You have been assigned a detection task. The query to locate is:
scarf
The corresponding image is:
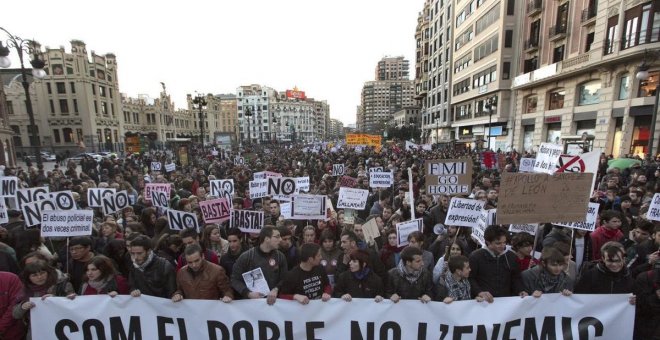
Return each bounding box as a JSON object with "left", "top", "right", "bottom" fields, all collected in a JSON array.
[
  {"left": 444, "top": 273, "right": 471, "bottom": 301},
  {"left": 536, "top": 269, "right": 568, "bottom": 293},
  {"left": 352, "top": 267, "right": 371, "bottom": 281},
  {"left": 397, "top": 260, "right": 422, "bottom": 284},
  {"left": 380, "top": 243, "right": 405, "bottom": 265},
  {"left": 27, "top": 283, "right": 49, "bottom": 297},
  {"left": 80, "top": 277, "right": 111, "bottom": 294},
  {"left": 133, "top": 251, "right": 155, "bottom": 272}
]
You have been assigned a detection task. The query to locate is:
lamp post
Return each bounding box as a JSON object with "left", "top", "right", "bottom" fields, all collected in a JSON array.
[
  {"left": 484, "top": 96, "right": 498, "bottom": 150},
  {"left": 0, "top": 27, "right": 47, "bottom": 168},
  {"left": 192, "top": 93, "right": 207, "bottom": 153},
  {"left": 245, "top": 106, "right": 253, "bottom": 145},
  {"left": 271, "top": 116, "right": 277, "bottom": 142},
  {"left": 636, "top": 51, "right": 660, "bottom": 160},
  {"left": 435, "top": 114, "right": 440, "bottom": 144}
]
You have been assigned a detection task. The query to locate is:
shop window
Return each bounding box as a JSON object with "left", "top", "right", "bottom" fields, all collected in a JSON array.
[
  {"left": 548, "top": 89, "right": 565, "bottom": 110},
  {"left": 577, "top": 80, "right": 601, "bottom": 105},
  {"left": 618, "top": 74, "right": 630, "bottom": 100},
  {"left": 638, "top": 70, "right": 659, "bottom": 97},
  {"left": 63, "top": 128, "right": 73, "bottom": 143},
  {"left": 525, "top": 95, "right": 538, "bottom": 113}
]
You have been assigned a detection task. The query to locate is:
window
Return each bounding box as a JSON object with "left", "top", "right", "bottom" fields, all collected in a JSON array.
[
  {"left": 100, "top": 86, "right": 106, "bottom": 97},
  {"left": 11, "top": 126, "right": 21, "bottom": 147},
  {"left": 605, "top": 16, "right": 618, "bottom": 55},
  {"left": 507, "top": 0, "right": 515, "bottom": 15},
  {"left": 53, "top": 129, "right": 61, "bottom": 143},
  {"left": 109, "top": 88, "right": 113, "bottom": 98},
  {"left": 474, "top": 34, "right": 499, "bottom": 62},
  {"left": 502, "top": 62, "right": 511, "bottom": 79},
  {"left": 585, "top": 32, "right": 595, "bottom": 52},
  {"left": 553, "top": 45, "right": 565, "bottom": 63},
  {"left": 578, "top": 80, "right": 601, "bottom": 105},
  {"left": 49, "top": 100, "right": 55, "bottom": 114},
  {"left": 548, "top": 89, "right": 565, "bottom": 110},
  {"left": 102, "top": 102, "right": 108, "bottom": 115},
  {"left": 6, "top": 101, "right": 13, "bottom": 115},
  {"left": 618, "top": 74, "right": 630, "bottom": 100},
  {"left": 73, "top": 99, "right": 78, "bottom": 113},
  {"left": 473, "top": 65, "right": 497, "bottom": 87},
  {"left": 59, "top": 99, "right": 69, "bottom": 114},
  {"left": 77, "top": 129, "right": 83, "bottom": 143},
  {"left": 476, "top": 3, "right": 500, "bottom": 35},
  {"left": 454, "top": 53, "right": 472, "bottom": 73},
  {"left": 63, "top": 128, "right": 73, "bottom": 143},
  {"left": 525, "top": 95, "right": 538, "bottom": 113},
  {"left": 638, "top": 71, "right": 659, "bottom": 97},
  {"left": 56, "top": 82, "right": 65, "bottom": 94},
  {"left": 453, "top": 78, "right": 471, "bottom": 95},
  {"left": 66, "top": 67, "right": 73, "bottom": 74},
  {"left": 46, "top": 83, "right": 52, "bottom": 94},
  {"left": 94, "top": 100, "right": 98, "bottom": 114},
  {"left": 556, "top": 2, "right": 569, "bottom": 31},
  {"left": 91, "top": 84, "right": 96, "bottom": 95},
  {"left": 504, "top": 30, "right": 513, "bottom": 47},
  {"left": 70, "top": 82, "right": 76, "bottom": 93}
]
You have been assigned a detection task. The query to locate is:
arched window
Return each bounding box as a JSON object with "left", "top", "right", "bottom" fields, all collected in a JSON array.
[
  {"left": 618, "top": 74, "right": 630, "bottom": 100},
  {"left": 547, "top": 88, "right": 565, "bottom": 110},
  {"left": 577, "top": 80, "right": 602, "bottom": 105}
]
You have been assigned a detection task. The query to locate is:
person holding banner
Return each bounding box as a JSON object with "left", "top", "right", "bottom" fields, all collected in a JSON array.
[
  {"left": 575, "top": 242, "right": 635, "bottom": 305},
  {"left": 521, "top": 247, "right": 574, "bottom": 298},
  {"left": 172, "top": 244, "right": 233, "bottom": 303},
  {"left": 0, "top": 272, "right": 25, "bottom": 340},
  {"left": 278, "top": 243, "right": 332, "bottom": 304},
  {"left": 435, "top": 255, "right": 481, "bottom": 304},
  {"left": 128, "top": 235, "right": 177, "bottom": 299},
  {"left": 469, "top": 226, "right": 525, "bottom": 302},
  {"left": 80, "top": 255, "right": 129, "bottom": 296},
  {"left": 385, "top": 246, "right": 434, "bottom": 303},
  {"left": 333, "top": 249, "right": 385, "bottom": 302}
]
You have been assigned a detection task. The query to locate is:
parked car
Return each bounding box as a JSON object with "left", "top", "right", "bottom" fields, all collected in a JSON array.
[
  {"left": 97, "top": 151, "right": 118, "bottom": 159},
  {"left": 66, "top": 153, "right": 102, "bottom": 163},
  {"left": 24, "top": 151, "right": 56, "bottom": 162}
]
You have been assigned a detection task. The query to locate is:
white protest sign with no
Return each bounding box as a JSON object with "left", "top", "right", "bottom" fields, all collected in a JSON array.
[
  {"left": 150, "top": 162, "right": 162, "bottom": 171},
  {"left": 17, "top": 187, "right": 50, "bottom": 210},
  {"left": 332, "top": 164, "right": 345, "bottom": 176},
  {"left": 337, "top": 187, "right": 369, "bottom": 210},
  {"left": 40, "top": 210, "right": 93, "bottom": 237},
  {"left": 150, "top": 190, "right": 169, "bottom": 208},
  {"left": 444, "top": 197, "right": 485, "bottom": 227},
  {"left": 649, "top": 193, "right": 660, "bottom": 222},
  {"left": 519, "top": 158, "right": 535, "bottom": 172},
  {"left": 87, "top": 188, "right": 115, "bottom": 208},
  {"left": 167, "top": 209, "right": 200, "bottom": 232},
  {"left": 210, "top": 179, "right": 234, "bottom": 199},
  {"left": 267, "top": 177, "right": 298, "bottom": 200},
  {"left": 533, "top": 143, "right": 563, "bottom": 174},
  {"left": 0, "top": 177, "right": 18, "bottom": 197},
  {"left": 101, "top": 191, "right": 130, "bottom": 215}
]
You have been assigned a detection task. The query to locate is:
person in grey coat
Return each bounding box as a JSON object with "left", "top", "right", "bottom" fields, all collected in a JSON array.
[
  {"left": 522, "top": 246, "right": 574, "bottom": 297},
  {"left": 386, "top": 246, "right": 434, "bottom": 303}
]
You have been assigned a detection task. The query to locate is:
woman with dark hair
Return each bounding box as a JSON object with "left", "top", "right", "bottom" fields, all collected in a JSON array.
[
  {"left": 139, "top": 207, "right": 158, "bottom": 237},
  {"left": 522, "top": 247, "right": 574, "bottom": 297},
  {"left": 433, "top": 241, "right": 466, "bottom": 283},
  {"left": 103, "top": 239, "right": 132, "bottom": 278},
  {"left": 11, "top": 228, "right": 52, "bottom": 264},
  {"left": 155, "top": 234, "right": 183, "bottom": 267},
  {"left": 319, "top": 230, "right": 342, "bottom": 282},
  {"left": 379, "top": 229, "right": 405, "bottom": 270},
  {"left": 202, "top": 225, "right": 229, "bottom": 257},
  {"left": 13, "top": 261, "right": 74, "bottom": 339},
  {"left": 333, "top": 249, "right": 384, "bottom": 302},
  {"left": 80, "top": 255, "right": 129, "bottom": 296}
]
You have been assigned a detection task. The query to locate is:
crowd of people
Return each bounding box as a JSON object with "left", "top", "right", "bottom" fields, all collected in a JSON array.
[{"left": 0, "top": 142, "right": 658, "bottom": 339}]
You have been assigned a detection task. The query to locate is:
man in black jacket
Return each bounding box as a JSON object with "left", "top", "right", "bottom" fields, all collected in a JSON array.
[
  {"left": 385, "top": 246, "right": 434, "bottom": 303},
  {"left": 128, "top": 235, "right": 176, "bottom": 298},
  {"left": 469, "top": 226, "right": 526, "bottom": 302}
]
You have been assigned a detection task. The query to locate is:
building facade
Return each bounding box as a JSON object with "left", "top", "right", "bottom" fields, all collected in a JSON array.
[
  {"left": 0, "top": 77, "right": 17, "bottom": 166},
  {"left": 4, "top": 40, "right": 125, "bottom": 155},
  {"left": 449, "top": 0, "right": 520, "bottom": 151},
  {"left": 511, "top": 0, "right": 660, "bottom": 157},
  {"left": 376, "top": 56, "right": 411, "bottom": 80},
  {"left": 359, "top": 74, "right": 415, "bottom": 133},
  {"left": 328, "top": 118, "right": 344, "bottom": 140},
  {"left": 416, "top": 0, "right": 454, "bottom": 143}
]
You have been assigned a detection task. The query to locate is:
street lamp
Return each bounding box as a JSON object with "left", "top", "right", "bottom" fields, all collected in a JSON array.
[
  {"left": 484, "top": 96, "right": 498, "bottom": 150},
  {"left": 192, "top": 93, "right": 207, "bottom": 152},
  {"left": 0, "top": 27, "right": 47, "bottom": 168},
  {"left": 271, "top": 115, "right": 277, "bottom": 142},
  {"left": 636, "top": 51, "right": 660, "bottom": 160},
  {"left": 244, "top": 105, "right": 253, "bottom": 145}
]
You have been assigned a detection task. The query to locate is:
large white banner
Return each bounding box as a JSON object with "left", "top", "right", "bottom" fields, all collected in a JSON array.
[{"left": 30, "top": 294, "right": 634, "bottom": 339}]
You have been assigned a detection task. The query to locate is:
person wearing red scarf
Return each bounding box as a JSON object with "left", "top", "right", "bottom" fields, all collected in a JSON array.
[
  {"left": 379, "top": 230, "right": 406, "bottom": 270},
  {"left": 589, "top": 210, "right": 623, "bottom": 261}
]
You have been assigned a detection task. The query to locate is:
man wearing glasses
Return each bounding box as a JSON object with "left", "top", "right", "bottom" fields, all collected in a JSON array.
[{"left": 62, "top": 236, "right": 95, "bottom": 292}]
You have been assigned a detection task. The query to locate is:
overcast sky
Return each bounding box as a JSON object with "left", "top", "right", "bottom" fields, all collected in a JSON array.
[{"left": 2, "top": 0, "right": 420, "bottom": 125}]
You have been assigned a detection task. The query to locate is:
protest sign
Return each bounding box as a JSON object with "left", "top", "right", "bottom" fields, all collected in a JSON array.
[
  {"left": 519, "top": 158, "right": 535, "bottom": 172},
  {"left": 405, "top": 141, "right": 419, "bottom": 150},
  {"left": 290, "top": 195, "right": 327, "bottom": 220},
  {"left": 0, "top": 177, "right": 17, "bottom": 197},
  {"left": 649, "top": 193, "right": 660, "bottom": 222},
  {"left": 46, "top": 191, "right": 76, "bottom": 210},
  {"left": 362, "top": 218, "right": 381, "bottom": 243},
  {"left": 396, "top": 218, "right": 423, "bottom": 247},
  {"left": 339, "top": 176, "right": 358, "bottom": 188},
  {"left": 497, "top": 172, "right": 591, "bottom": 224},
  {"left": 249, "top": 179, "right": 269, "bottom": 199},
  {"left": 150, "top": 190, "right": 169, "bottom": 208},
  {"left": 425, "top": 158, "right": 473, "bottom": 195},
  {"left": 21, "top": 199, "right": 56, "bottom": 227},
  {"left": 210, "top": 179, "right": 234, "bottom": 200},
  {"left": 368, "top": 167, "right": 383, "bottom": 174},
  {"left": 87, "top": 188, "right": 115, "bottom": 208},
  {"left": 332, "top": 164, "right": 345, "bottom": 176},
  {"left": 369, "top": 172, "right": 393, "bottom": 188},
  {"left": 199, "top": 198, "right": 231, "bottom": 224},
  {"left": 40, "top": 210, "right": 93, "bottom": 237},
  {"left": 167, "top": 209, "right": 200, "bottom": 232},
  {"left": 554, "top": 150, "right": 601, "bottom": 193},
  {"left": 473, "top": 211, "right": 488, "bottom": 247},
  {"left": 533, "top": 143, "right": 562, "bottom": 174},
  {"left": 509, "top": 224, "right": 538, "bottom": 235},
  {"left": 165, "top": 163, "right": 176, "bottom": 172},
  {"left": 0, "top": 200, "right": 6, "bottom": 224},
  {"left": 242, "top": 268, "right": 270, "bottom": 296},
  {"left": 101, "top": 191, "right": 130, "bottom": 215},
  {"left": 30, "top": 294, "right": 635, "bottom": 340},
  {"left": 231, "top": 210, "right": 264, "bottom": 233},
  {"left": 150, "top": 162, "right": 162, "bottom": 172},
  {"left": 343, "top": 208, "right": 355, "bottom": 224},
  {"left": 421, "top": 144, "right": 432, "bottom": 151},
  {"left": 267, "top": 177, "right": 298, "bottom": 200},
  {"left": 253, "top": 171, "right": 282, "bottom": 180},
  {"left": 296, "top": 177, "right": 310, "bottom": 192},
  {"left": 234, "top": 157, "right": 245, "bottom": 166},
  {"left": 17, "top": 187, "right": 49, "bottom": 210},
  {"left": 554, "top": 202, "right": 600, "bottom": 231},
  {"left": 279, "top": 202, "right": 292, "bottom": 219},
  {"left": 144, "top": 183, "right": 171, "bottom": 203},
  {"left": 444, "top": 197, "right": 485, "bottom": 227},
  {"left": 337, "top": 187, "right": 369, "bottom": 210}
]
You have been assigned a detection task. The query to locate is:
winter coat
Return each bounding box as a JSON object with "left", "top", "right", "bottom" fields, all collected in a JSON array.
[
  {"left": 128, "top": 255, "right": 177, "bottom": 298},
  {"left": 385, "top": 267, "right": 434, "bottom": 300},
  {"left": 333, "top": 270, "right": 385, "bottom": 299},
  {"left": 574, "top": 262, "right": 634, "bottom": 294}
]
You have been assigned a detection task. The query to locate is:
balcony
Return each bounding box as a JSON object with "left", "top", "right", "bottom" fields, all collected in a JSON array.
[
  {"left": 454, "top": 113, "right": 473, "bottom": 121},
  {"left": 524, "top": 38, "right": 540, "bottom": 52},
  {"left": 527, "top": 0, "right": 542, "bottom": 15},
  {"left": 548, "top": 25, "right": 568, "bottom": 41},
  {"left": 581, "top": 6, "right": 597, "bottom": 23}
]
